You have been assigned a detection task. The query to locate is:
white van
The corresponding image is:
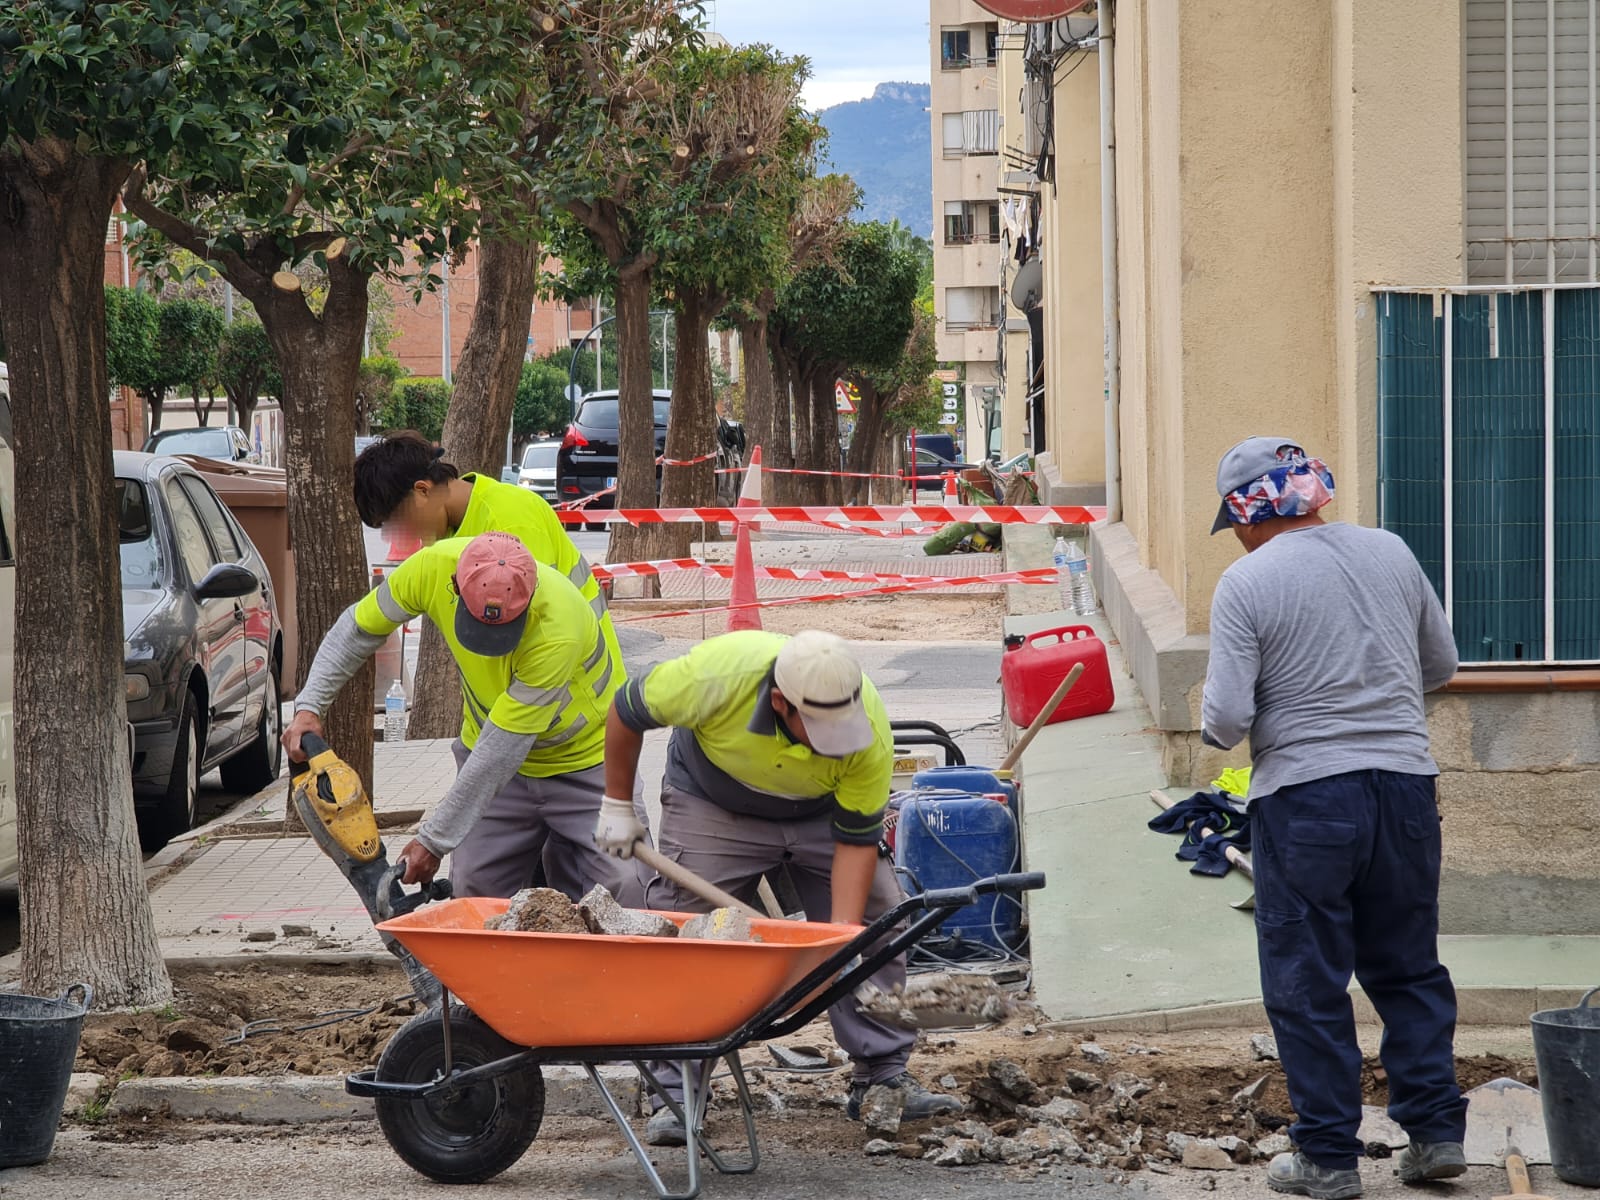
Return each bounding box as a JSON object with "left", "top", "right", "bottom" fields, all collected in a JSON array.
[{"left": 1, "top": 364, "right": 16, "bottom": 882}]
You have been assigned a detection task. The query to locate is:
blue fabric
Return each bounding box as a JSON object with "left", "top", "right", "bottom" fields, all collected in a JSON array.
[
  {"left": 1251, "top": 769, "right": 1467, "bottom": 1170},
  {"left": 1147, "top": 791, "right": 1252, "bottom": 877}
]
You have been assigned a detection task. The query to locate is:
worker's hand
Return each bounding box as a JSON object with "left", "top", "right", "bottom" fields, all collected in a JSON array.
[
  {"left": 593, "top": 795, "right": 646, "bottom": 858},
  {"left": 282, "top": 710, "right": 324, "bottom": 763},
  {"left": 396, "top": 838, "right": 442, "bottom": 886}
]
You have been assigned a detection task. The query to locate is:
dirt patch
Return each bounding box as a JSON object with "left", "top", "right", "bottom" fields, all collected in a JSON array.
[
  {"left": 614, "top": 595, "right": 1005, "bottom": 642},
  {"left": 76, "top": 960, "right": 415, "bottom": 1080}
]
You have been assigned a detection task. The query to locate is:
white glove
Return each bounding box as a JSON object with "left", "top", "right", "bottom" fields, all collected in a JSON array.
[{"left": 593, "top": 795, "right": 646, "bottom": 858}]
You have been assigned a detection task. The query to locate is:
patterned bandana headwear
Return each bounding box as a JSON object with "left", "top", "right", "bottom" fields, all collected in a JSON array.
[{"left": 1222, "top": 445, "right": 1335, "bottom": 528}]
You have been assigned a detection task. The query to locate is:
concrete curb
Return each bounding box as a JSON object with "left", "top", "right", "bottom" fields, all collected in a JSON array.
[{"left": 105, "top": 1065, "right": 644, "bottom": 1125}]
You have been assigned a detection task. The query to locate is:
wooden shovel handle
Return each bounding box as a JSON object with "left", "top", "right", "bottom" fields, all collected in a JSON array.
[
  {"left": 998, "top": 663, "right": 1085, "bottom": 773},
  {"left": 633, "top": 842, "right": 765, "bottom": 920},
  {"left": 1505, "top": 1151, "right": 1533, "bottom": 1194}
]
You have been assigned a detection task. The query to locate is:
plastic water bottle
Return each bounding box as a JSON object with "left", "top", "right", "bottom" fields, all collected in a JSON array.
[
  {"left": 1053, "top": 536, "right": 1073, "bottom": 611},
  {"left": 384, "top": 680, "right": 407, "bottom": 743},
  {"left": 1064, "top": 538, "right": 1097, "bottom": 616}
]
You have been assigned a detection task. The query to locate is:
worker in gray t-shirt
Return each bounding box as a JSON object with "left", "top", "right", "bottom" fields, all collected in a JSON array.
[{"left": 1200, "top": 437, "right": 1466, "bottom": 1200}]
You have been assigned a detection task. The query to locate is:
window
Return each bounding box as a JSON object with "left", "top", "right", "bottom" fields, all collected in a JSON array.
[
  {"left": 943, "top": 202, "right": 1002, "bottom": 245},
  {"left": 985, "top": 24, "right": 1000, "bottom": 65},
  {"left": 178, "top": 475, "right": 244, "bottom": 562},
  {"left": 944, "top": 201, "right": 973, "bottom": 244},
  {"left": 942, "top": 113, "right": 965, "bottom": 156},
  {"left": 1464, "top": 0, "right": 1600, "bottom": 283},
  {"left": 117, "top": 480, "right": 162, "bottom": 589},
  {"left": 164, "top": 480, "right": 219, "bottom": 586},
  {"left": 941, "top": 110, "right": 999, "bottom": 158},
  {"left": 945, "top": 287, "right": 1002, "bottom": 331},
  {"left": 941, "top": 28, "right": 971, "bottom": 69},
  {"left": 1376, "top": 286, "right": 1600, "bottom": 664}
]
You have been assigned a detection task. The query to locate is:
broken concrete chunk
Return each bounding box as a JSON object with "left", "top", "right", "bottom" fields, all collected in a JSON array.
[
  {"left": 1023, "top": 1096, "right": 1085, "bottom": 1126},
  {"left": 485, "top": 887, "right": 588, "bottom": 934},
  {"left": 1214, "top": 1135, "right": 1254, "bottom": 1164},
  {"left": 1080, "top": 1042, "right": 1111, "bottom": 1064},
  {"left": 577, "top": 885, "right": 679, "bottom": 938},
  {"left": 1166, "top": 1132, "right": 1195, "bottom": 1156},
  {"left": 863, "top": 1138, "right": 898, "bottom": 1157},
  {"left": 1356, "top": 1105, "right": 1408, "bottom": 1150},
  {"left": 988, "top": 1057, "right": 1041, "bottom": 1102},
  {"left": 680, "top": 907, "right": 762, "bottom": 942},
  {"left": 280, "top": 924, "right": 315, "bottom": 938},
  {"left": 1108, "top": 1072, "right": 1152, "bottom": 1101},
  {"left": 1255, "top": 1133, "right": 1292, "bottom": 1157},
  {"left": 243, "top": 930, "right": 276, "bottom": 943},
  {"left": 1182, "top": 1142, "right": 1237, "bottom": 1171},
  {"left": 1233, "top": 1073, "right": 1272, "bottom": 1106},
  {"left": 859, "top": 1084, "right": 906, "bottom": 1136},
  {"left": 855, "top": 971, "right": 1014, "bottom": 1030},
  {"left": 1016, "top": 1125, "right": 1082, "bottom": 1159},
  {"left": 1065, "top": 1069, "right": 1102, "bottom": 1093},
  {"left": 1250, "top": 1034, "right": 1280, "bottom": 1061},
  {"left": 932, "top": 1138, "right": 982, "bottom": 1167}
]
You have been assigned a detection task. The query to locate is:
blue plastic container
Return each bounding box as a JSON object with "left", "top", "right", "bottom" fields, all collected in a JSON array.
[
  {"left": 911, "top": 766, "right": 1018, "bottom": 817},
  {"left": 894, "top": 794, "right": 1021, "bottom": 953}
]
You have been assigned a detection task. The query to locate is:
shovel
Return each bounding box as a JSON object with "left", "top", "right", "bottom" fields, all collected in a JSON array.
[
  {"left": 1494, "top": 1146, "right": 1553, "bottom": 1200},
  {"left": 1148, "top": 789, "right": 1256, "bottom": 910},
  {"left": 1464, "top": 1077, "right": 1549, "bottom": 1165}
]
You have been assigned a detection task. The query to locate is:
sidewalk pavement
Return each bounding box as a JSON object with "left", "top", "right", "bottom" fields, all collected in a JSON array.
[{"left": 1003, "top": 524, "right": 1600, "bottom": 1028}]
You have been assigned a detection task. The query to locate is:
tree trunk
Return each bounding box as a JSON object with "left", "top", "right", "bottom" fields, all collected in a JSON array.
[
  {"left": 811, "top": 372, "right": 844, "bottom": 506},
  {"left": 255, "top": 264, "right": 376, "bottom": 797},
  {"left": 408, "top": 226, "right": 544, "bottom": 743},
  {"left": 196, "top": 390, "right": 215, "bottom": 427},
  {"left": 843, "top": 380, "right": 884, "bottom": 504},
  {"left": 0, "top": 143, "right": 172, "bottom": 1005},
  {"left": 236, "top": 395, "right": 259, "bottom": 439},
  {"left": 738, "top": 317, "right": 774, "bottom": 485},
  {"left": 789, "top": 360, "right": 812, "bottom": 501},
  {"left": 656, "top": 294, "right": 717, "bottom": 561},
  {"left": 147, "top": 392, "right": 164, "bottom": 433},
  {"left": 767, "top": 342, "right": 795, "bottom": 506},
  {"left": 607, "top": 264, "right": 662, "bottom": 568}
]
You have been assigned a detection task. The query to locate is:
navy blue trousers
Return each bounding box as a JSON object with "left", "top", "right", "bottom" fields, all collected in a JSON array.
[{"left": 1252, "top": 769, "right": 1467, "bottom": 1170}]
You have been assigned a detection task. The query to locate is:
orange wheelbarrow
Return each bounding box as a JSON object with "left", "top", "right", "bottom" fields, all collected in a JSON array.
[{"left": 346, "top": 871, "right": 1046, "bottom": 1200}]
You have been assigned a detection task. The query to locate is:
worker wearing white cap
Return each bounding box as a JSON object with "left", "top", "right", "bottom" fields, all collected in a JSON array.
[{"left": 595, "top": 629, "right": 963, "bottom": 1146}]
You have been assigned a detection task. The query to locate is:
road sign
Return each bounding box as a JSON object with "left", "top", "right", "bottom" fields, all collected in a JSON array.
[
  {"left": 835, "top": 381, "right": 858, "bottom": 413},
  {"left": 565, "top": 383, "right": 584, "bottom": 404},
  {"left": 943, "top": 396, "right": 959, "bottom": 411},
  {"left": 942, "top": 382, "right": 960, "bottom": 398},
  {"left": 938, "top": 414, "right": 960, "bottom": 426},
  {"left": 973, "top": 0, "right": 1094, "bottom": 19}
]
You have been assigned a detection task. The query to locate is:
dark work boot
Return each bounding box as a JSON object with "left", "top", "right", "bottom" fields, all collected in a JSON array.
[
  {"left": 1266, "top": 1151, "right": 1363, "bottom": 1199},
  {"left": 846, "top": 1072, "right": 964, "bottom": 1121},
  {"left": 1395, "top": 1141, "right": 1466, "bottom": 1183}
]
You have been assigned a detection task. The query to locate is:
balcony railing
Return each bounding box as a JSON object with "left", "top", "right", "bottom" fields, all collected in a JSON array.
[
  {"left": 944, "top": 232, "right": 1001, "bottom": 246},
  {"left": 945, "top": 318, "right": 1002, "bottom": 333},
  {"left": 941, "top": 54, "right": 998, "bottom": 70}
]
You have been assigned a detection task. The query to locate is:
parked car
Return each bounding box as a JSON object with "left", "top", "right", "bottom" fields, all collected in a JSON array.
[
  {"left": 119, "top": 451, "right": 285, "bottom": 847},
  {"left": 908, "top": 432, "right": 961, "bottom": 464},
  {"left": 556, "top": 392, "right": 746, "bottom": 527},
  {"left": 144, "top": 424, "right": 259, "bottom": 464},
  {"left": 908, "top": 446, "right": 978, "bottom": 492},
  {"left": 517, "top": 439, "right": 561, "bottom": 502}
]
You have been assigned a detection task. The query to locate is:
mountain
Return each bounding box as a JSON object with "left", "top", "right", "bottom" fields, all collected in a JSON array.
[{"left": 818, "top": 82, "right": 932, "bottom": 236}]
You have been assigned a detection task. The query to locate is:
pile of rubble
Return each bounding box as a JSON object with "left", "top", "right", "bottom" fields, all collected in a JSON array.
[
  {"left": 483, "top": 886, "right": 760, "bottom": 942},
  {"left": 853, "top": 1035, "right": 1298, "bottom": 1175}
]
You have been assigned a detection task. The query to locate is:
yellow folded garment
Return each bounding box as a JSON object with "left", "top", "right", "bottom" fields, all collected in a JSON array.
[{"left": 1210, "top": 766, "right": 1252, "bottom": 799}]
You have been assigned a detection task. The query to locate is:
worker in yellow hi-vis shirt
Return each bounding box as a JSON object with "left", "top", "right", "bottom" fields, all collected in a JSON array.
[
  {"left": 350, "top": 430, "right": 621, "bottom": 682},
  {"left": 595, "top": 630, "right": 962, "bottom": 1146},
  {"left": 283, "top": 531, "right": 646, "bottom": 903}
]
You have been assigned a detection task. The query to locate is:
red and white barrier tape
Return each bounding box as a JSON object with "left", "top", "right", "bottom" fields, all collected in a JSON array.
[
  {"left": 615, "top": 571, "right": 1048, "bottom": 622},
  {"left": 594, "top": 559, "right": 1058, "bottom": 587},
  {"left": 557, "top": 504, "right": 1103, "bottom": 526}
]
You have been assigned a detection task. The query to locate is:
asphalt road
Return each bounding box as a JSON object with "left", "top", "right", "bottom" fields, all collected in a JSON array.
[{"left": 16, "top": 1120, "right": 1148, "bottom": 1200}]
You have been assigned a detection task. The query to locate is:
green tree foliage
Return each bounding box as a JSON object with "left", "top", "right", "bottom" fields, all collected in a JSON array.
[
  {"left": 515, "top": 359, "right": 574, "bottom": 443},
  {"left": 103, "top": 285, "right": 160, "bottom": 402},
  {"left": 376, "top": 376, "right": 451, "bottom": 442},
  {"left": 217, "top": 319, "right": 282, "bottom": 432},
  {"left": 354, "top": 355, "right": 406, "bottom": 437}
]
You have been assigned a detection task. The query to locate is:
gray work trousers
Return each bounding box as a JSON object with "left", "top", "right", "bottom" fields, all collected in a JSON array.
[
  {"left": 645, "top": 783, "right": 914, "bottom": 1089},
  {"left": 447, "top": 740, "right": 650, "bottom": 905}
]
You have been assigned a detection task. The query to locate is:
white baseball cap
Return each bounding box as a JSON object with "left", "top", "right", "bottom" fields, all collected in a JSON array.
[{"left": 773, "top": 631, "right": 874, "bottom": 757}]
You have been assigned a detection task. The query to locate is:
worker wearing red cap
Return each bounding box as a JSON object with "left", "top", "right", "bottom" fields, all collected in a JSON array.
[{"left": 285, "top": 531, "right": 646, "bottom": 902}]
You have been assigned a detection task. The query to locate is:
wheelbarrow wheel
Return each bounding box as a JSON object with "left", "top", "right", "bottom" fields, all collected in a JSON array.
[{"left": 375, "top": 1005, "right": 544, "bottom": 1184}]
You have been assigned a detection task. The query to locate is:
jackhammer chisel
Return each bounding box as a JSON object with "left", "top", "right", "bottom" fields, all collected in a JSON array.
[{"left": 289, "top": 732, "right": 447, "bottom": 1005}]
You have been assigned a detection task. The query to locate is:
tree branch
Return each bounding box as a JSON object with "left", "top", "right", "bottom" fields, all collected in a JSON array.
[{"left": 121, "top": 165, "right": 266, "bottom": 294}]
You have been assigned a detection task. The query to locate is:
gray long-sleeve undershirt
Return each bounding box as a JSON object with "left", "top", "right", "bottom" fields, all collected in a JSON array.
[{"left": 292, "top": 607, "right": 540, "bottom": 857}]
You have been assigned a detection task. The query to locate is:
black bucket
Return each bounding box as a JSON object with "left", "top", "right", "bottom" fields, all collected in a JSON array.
[
  {"left": 0, "top": 983, "right": 94, "bottom": 1168},
  {"left": 1531, "top": 984, "right": 1600, "bottom": 1187}
]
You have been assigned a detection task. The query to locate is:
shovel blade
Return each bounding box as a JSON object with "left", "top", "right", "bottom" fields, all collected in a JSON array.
[{"left": 1463, "top": 1077, "right": 1548, "bottom": 1165}]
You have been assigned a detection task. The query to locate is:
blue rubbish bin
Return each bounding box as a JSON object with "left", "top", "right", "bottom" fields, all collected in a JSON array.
[{"left": 0, "top": 982, "right": 94, "bottom": 1167}]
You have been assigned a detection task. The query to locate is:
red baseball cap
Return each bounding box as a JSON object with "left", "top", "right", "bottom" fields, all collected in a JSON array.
[{"left": 453, "top": 532, "right": 537, "bottom": 656}]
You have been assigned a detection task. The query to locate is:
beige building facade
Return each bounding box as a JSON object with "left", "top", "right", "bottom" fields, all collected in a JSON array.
[
  {"left": 1016, "top": 0, "right": 1600, "bottom": 935},
  {"left": 930, "top": 0, "right": 1005, "bottom": 458}
]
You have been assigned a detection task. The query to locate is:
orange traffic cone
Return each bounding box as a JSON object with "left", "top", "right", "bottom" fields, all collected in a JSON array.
[
  {"left": 727, "top": 446, "right": 763, "bottom": 632},
  {"left": 943, "top": 470, "right": 958, "bottom": 501},
  {"left": 386, "top": 528, "right": 422, "bottom": 563}
]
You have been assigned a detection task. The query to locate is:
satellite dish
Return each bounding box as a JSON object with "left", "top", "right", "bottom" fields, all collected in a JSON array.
[{"left": 1011, "top": 256, "right": 1043, "bottom": 311}]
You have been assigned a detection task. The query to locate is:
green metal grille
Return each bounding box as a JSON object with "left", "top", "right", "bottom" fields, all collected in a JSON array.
[
  {"left": 1553, "top": 288, "right": 1600, "bottom": 661},
  {"left": 1376, "top": 293, "right": 1445, "bottom": 597}
]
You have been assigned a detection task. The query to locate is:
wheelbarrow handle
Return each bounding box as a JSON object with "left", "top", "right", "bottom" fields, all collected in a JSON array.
[{"left": 743, "top": 871, "right": 1048, "bottom": 1043}]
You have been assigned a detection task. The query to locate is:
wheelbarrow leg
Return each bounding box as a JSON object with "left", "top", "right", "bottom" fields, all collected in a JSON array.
[
  {"left": 693, "top": 1053, "right": 758, "bottom": 1178},
  {"left": 588, "top": 1063, "right": 702, "bottom": 1200}
]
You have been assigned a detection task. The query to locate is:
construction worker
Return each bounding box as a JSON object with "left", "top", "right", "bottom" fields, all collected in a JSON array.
[
  {"left": 1201, "top": 438, "right": 1465, "bottom": 1199},
  {"left": 284, "top": 531, "right": 647, "bottom": 903},
  {"left": 595, "top": 629, "right": 963, "bottom": 1146},
  {"left": 352, "top": 430, "right": 621, "bottom": 678}
]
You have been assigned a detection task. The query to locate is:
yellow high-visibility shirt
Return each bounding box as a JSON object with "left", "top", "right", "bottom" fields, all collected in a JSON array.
[{"left": 355, "top": 537, "right": 616, "bottom": 776}]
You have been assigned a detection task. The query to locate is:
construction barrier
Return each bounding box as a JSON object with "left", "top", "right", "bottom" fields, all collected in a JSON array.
[
  {"left": 555, "top": 504, "right": 1104, "bottom": 526},
  {"left": 593, "top": 559, "right": 1060, "bottom": 587},
  {"left": 614, "top": 570, "right": 1049, "bottom": 623}
]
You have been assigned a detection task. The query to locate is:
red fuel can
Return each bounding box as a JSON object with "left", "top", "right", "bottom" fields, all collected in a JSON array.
[{"left": 1001, "top": 625, "right": 1115, "bottom": 727}]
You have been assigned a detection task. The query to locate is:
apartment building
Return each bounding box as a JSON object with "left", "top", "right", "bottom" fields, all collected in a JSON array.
[
  {"left": 1015, "top": 0, "right": 1600, "bottom": 937},
  {"left": 929, "top": 1, "right": 1005, "bottom": 458}
]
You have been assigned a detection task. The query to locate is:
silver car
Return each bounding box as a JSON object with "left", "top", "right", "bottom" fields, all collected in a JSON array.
[{"left": 517, "top": 439, "right": 560, "bottom": 502}]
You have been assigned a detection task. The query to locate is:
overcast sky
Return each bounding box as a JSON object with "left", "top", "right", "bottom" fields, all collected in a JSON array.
[{"left": 704, "top": 0, "right": 931, "bottom": 110}]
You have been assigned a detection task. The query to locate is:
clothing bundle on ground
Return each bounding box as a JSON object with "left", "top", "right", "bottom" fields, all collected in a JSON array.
[{"left": 1147, "top": 791, "right": 1252, "bottom": 877}]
